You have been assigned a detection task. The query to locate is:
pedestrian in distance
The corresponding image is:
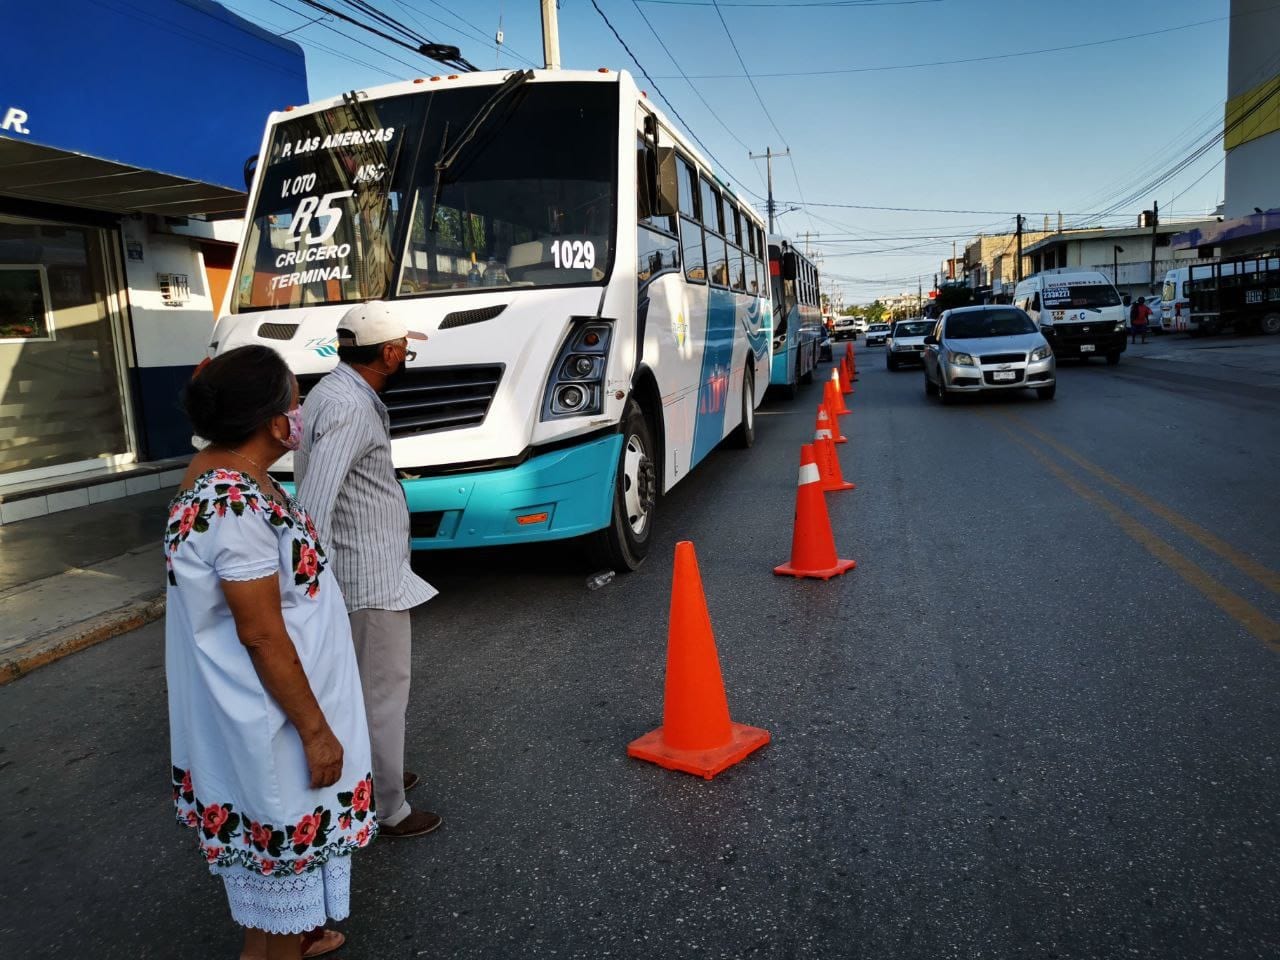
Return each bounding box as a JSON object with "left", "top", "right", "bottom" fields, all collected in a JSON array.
[
  {"left": 294, "top": 300, "right": 441, "bottom": 839},
  {"left": 1131, "top": 296, "right": 1152, "bottom": 344},
  {"left": 168, "top": 345, "right": 376, "bottom": 960}
]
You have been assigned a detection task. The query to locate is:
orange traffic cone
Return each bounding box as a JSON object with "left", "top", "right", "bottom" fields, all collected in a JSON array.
[
  {"left": 628, "top": 541, "right": 771, "bottom": 779},
  {"left": 828, "top": 370, "right": 852, "bottom": 415},
  {"left": 815, "top": 402, "right": 847, "bottom": 444},
  {"left": 774, "top": 444, "right": 857, "bottom": 580},
  {"left": 840, "top": 356, "right": 854, "bottom": 394},
  {"left": 815, "top": 435, "right": 855, "bottom": 492}
]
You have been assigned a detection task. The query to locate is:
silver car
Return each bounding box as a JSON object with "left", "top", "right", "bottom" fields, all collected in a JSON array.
[
  {"left": 922, "top": 305, "right": 1056, "bottom": 402},
  {"left": 865, "top": 322, "right": 891, "bottom": 346},
  {"left": 886, "top": 317, "right": 932, "bottom": 370}
]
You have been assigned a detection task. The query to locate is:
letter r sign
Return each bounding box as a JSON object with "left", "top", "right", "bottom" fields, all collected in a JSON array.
[{"left": 2, "top": 108, "right": 30, "bottom": 135}]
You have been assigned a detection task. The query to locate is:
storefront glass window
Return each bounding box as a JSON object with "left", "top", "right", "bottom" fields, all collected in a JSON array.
[{"left": 0, "top": 216, "right": 130, "bottom": 478}]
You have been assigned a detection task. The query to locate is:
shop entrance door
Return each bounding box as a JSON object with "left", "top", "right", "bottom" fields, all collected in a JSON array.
[{"left": 0, "top": 214, "right": 133, "bottom": 482}]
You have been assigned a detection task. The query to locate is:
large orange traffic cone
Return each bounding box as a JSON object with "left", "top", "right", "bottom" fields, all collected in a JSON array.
[
  {"left": 774, "top": 444, "right": 857, "bottom": 580},
  {"left": 839, "top": 356, "right": 854, "bottom": 395},
  {"left": 628, "top": 541, "right": 771, "bottom": 779},
  {"left": 815, "top": 435, "right": 855, "bottom": 492},
  {"left": 828, "top": 370, "right": 852, "bottom": 415},
  {"left": 815, "top": 402, "right": 847, "bottom": 444}
]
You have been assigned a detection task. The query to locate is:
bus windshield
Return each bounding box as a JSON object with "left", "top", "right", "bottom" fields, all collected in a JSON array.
[
  {"left": 234, "top": 82, "right": 618, "bottom": 312},
  {"left": 1042, "top": 283, "right": 1121, "bottom": 310}
]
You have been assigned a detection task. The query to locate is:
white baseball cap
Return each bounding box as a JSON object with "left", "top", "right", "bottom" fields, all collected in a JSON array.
[{"left": 335, "top": 300, "right": 427, "bottom": 347}]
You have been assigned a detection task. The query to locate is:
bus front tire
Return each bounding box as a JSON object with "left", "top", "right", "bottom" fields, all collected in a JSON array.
[{"left": 586, "top": 399, "right": 655, "bottom": 572}]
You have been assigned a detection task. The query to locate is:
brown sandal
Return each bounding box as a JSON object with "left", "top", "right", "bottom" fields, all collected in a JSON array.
[{"left": 301, "top": 929, "right": 345, "bottom": 958}]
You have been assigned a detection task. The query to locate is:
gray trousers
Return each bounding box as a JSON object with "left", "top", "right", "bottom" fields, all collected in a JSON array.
[{"left": 348, "top": 608, "right": 412, "bottom": 825}]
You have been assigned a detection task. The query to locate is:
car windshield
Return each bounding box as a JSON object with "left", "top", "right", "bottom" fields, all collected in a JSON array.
[
  {"left": 868, "top": 324, "right": 889, "bottom": 331},
  {"left": 1041, "top": 282, "right": 1121, "bottom": 310},
  {"left": 894, "top": 321, "right": 932, "bottom": 336},
  {"left": 235, "top": 82, "right": 618, "bottom": 312},
  {"left": 945, "top": 309, "right": 1036, "bottom": 339}
]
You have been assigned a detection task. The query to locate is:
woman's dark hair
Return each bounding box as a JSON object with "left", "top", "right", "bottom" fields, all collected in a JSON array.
[{"left": 182, "top": 345, "right": 293, "bottom": 446}]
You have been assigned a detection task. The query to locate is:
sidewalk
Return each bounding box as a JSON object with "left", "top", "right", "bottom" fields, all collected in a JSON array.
[{"left": 0, "top": 488, "right": 174, "bottom": 684}]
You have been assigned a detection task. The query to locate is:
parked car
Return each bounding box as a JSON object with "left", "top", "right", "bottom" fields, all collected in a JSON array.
[
  {"left": 922, "top": 305, "right": 1056, "bottom": 402},
  {"left": 865, "top": 322, "right": 891, "bottom": 346},
  {"left": 886, "top": 318, "right": 933, "bottom": 369},
  {"left": 832, "top": 316, "right": 858, "bottom": 341}
]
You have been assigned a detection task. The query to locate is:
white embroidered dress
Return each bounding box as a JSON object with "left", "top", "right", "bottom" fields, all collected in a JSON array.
[{"left": 164, "top": 469, "right": 376, "bottom": 933}]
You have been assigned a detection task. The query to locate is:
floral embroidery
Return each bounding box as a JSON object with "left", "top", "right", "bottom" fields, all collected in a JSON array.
[
  {"left": 164, "top": 469, "right": 328, "bottom": 597},
  {"left": 171, "top": 766, "right": 376, "bottom": 875}
]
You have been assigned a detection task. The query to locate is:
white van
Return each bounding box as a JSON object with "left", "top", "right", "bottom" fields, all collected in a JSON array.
[
  {"left": 1161, "top": 267, "right": 1192, "bottom": 332},
  {"left": 1013, "top": 270, "right": 1127, "bottom": 364}
]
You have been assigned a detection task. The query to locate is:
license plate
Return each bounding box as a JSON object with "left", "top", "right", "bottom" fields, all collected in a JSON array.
[
  {"left": 1079, "top": 343, "right": 1095, "bottom": 352},
  {"left": 992, "top": 371, "right": 1017, "bottom": 381}
]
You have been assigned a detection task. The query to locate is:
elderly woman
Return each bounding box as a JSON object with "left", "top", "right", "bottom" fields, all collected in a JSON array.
[{"left": 166, "top": 345, "right": 376, "bottom": 960}]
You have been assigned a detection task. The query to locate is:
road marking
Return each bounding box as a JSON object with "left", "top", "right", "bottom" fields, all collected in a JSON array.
[
  {"left": 1004, "top": 412, "right": 1280, "bottom": 596},
  {"left": 992, "top": 421, "right": 1280, "bottom": 651}
]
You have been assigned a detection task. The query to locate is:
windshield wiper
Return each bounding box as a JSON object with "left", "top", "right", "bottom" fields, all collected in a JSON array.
[{"left": 427, "top": 68, "right": 535, "bottom": 232}]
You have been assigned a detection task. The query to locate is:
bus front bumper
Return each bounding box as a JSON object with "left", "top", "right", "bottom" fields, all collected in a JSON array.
[{"left": 401, "top": 433, "right": 622, "bottom": 550}]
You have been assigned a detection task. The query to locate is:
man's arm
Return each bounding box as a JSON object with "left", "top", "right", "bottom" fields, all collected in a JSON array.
[{"left": 296, "top": 399, "right": 369, "bottom": 548}]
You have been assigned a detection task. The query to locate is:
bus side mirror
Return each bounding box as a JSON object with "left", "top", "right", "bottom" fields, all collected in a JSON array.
[
  {"left": 654, "top": 147, "right": 678, "bottom": 217},
  {"left": 1122, "top": 294, "right": 1132, "bottom": 306},
  {"left": 782, "top": 251, "right": 798, "bottom": 281},
  {"left": 243, "top": 155, "right": 258, "bottom": 191}
]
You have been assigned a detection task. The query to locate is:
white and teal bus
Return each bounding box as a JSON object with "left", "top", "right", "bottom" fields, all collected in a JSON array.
[
  {"left": 210, "top": 68, "right": 772, "bottom": 569},
  {"left": 766, "top": 236, "right": 822, "bottom": 397}
]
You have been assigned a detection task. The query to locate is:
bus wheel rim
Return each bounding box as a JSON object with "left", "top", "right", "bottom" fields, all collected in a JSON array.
[{"left": 623, "top": 434, "right": 654, "bottom": 536}]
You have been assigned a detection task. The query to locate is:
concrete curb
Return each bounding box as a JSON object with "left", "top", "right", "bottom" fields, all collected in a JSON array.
[{"left": 0, "top": 593, "right": 166, "bottom": 685}]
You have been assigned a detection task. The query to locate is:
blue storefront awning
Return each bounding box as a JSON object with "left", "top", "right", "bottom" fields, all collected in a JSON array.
[
  {"left": 1172, "top": 208, "right": 1280, "bottom": 251},
  {"left": 0, "top": 0, "right": 307, "bottom": 215}
]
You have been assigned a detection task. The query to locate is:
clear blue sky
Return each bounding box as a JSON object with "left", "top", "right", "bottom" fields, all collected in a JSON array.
[{"left": 227, "top": 0, "right": 1235, "bottom": 304}]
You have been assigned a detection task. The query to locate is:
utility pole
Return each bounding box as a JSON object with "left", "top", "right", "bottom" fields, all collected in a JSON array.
[
  {"left": 540, "top": 0, "right": 560, "bottom": 69},
  {"left": 1014, "top": 214, "right": 1024, "bottom": 284},
  {"left": 801, "top": 230, "right": 819, "bottom": 257},
  {"left": 749, "top": 146, "right": 789, "bottom": 233},
  {"left": 1148, "top": 200, "right": 1159, "bottom": 294},
  {"left": 917, "top": 276, "right": 923, "bottom": 315}
]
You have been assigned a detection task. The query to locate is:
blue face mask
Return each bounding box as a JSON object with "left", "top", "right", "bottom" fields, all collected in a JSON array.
[{"left": 282, "top": 407, "right": 304, "bottom": 451}]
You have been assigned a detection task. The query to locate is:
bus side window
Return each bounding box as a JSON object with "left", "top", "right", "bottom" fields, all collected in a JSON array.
[{"left": 678, "top": 155, "right": 705, "bottom": 284}]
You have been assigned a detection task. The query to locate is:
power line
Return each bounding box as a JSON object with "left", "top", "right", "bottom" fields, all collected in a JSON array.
[
  {"left": 641, "top": 0, "right": 943, "bottom": 7},
  {"left": 291, "top": 0, "right": 477, "bottom": 70},
  {"left": 708, "top": 0, "right": 787, "bottom": 145},
  {"left": 587, "top": 0, "right": 766, "bottom": 205},
  {"left": 629, "top": 1, "right": 749, "bottom": 153},
  {"left": 654, "top": 8, "right": 1278, "bottom": 79}
]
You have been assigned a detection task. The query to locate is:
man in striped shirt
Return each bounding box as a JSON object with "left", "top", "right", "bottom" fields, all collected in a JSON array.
[{"left": 294, "top": 300, "right": 440, "bottom": 839}]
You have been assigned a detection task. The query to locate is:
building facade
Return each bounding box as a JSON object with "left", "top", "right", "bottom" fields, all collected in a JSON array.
[
  {"left": 1173, "top": 0, "right": 1280, "bottom": 257},
  {"left": 1022, "top": 221, "right": 1217, "bottom": 301},
  {"left": 0, "top": 1, "right": 305, "bottom": 517}
]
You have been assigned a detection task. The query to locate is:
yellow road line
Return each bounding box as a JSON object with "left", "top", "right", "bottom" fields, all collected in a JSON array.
[
  {"left": 1005, "top": 412, "right": 1280, "bottom": 596},
  {"left": 993, "top": 421, "right": 1280, "bottom": 651}
]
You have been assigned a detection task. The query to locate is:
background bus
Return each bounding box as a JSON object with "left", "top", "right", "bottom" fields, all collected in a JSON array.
[
  {"left": 210, "top": 67, "right": 771, "bottom": 570},
  {"left": 767, "top": 237, "right": 822, "bottom": 398}
]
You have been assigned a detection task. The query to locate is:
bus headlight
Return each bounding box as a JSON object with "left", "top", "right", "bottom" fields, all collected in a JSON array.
[{"left": 542, "top": 319, "right": 614, "bottom": 420}]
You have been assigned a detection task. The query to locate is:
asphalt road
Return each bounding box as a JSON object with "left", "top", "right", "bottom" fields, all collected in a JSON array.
[{"left": 3, "top": 335, "right": 1279, "bottom": 959}]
